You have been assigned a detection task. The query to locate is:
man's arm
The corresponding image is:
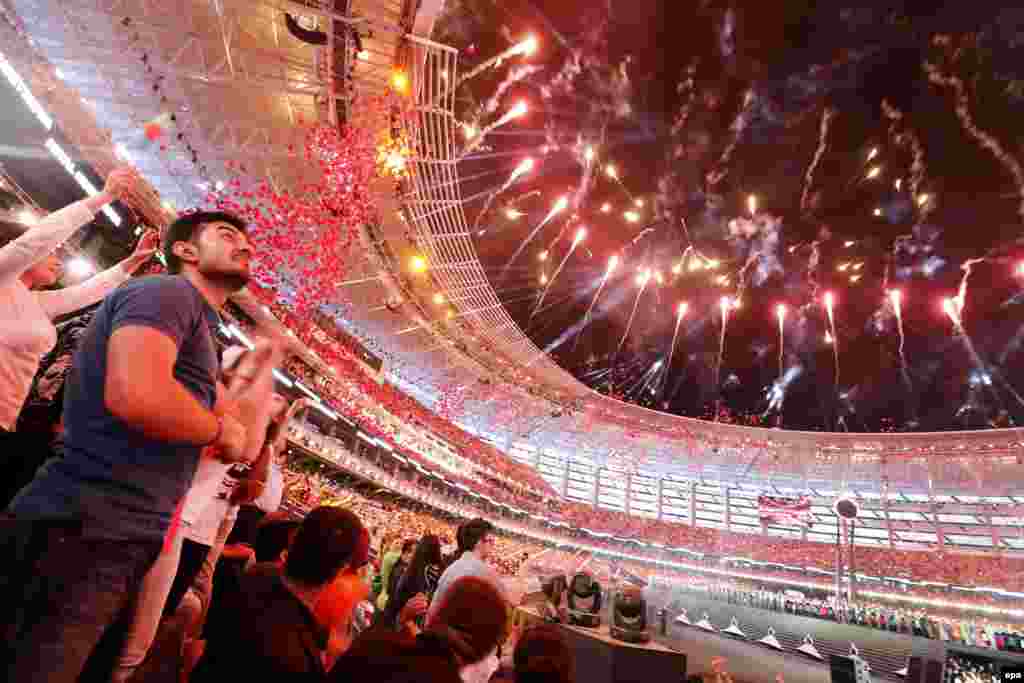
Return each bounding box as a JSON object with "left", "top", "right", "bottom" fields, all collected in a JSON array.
[{"left": 105, "top": 325, "right": 245, "bottom": 458}]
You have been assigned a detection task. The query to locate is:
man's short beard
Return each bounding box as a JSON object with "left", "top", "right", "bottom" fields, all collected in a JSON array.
[{"left": 203, "top": 268, "right": 251, "bottom": 292}]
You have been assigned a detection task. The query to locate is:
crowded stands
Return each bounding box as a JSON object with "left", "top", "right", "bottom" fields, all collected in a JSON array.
[{"left": 0, "top": 187, "right": 1021, "bottom": 683}]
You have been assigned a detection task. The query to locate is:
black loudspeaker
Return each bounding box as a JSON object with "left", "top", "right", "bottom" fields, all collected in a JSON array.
[
  {"left": 567, "top": 572, "right": 602, "bottom": 628},
  {"left": 830, "top": 655, "right": 856, "bottom": 683},
  {"left": 610, "top": 586, "right": 649, "bottom": 643}
]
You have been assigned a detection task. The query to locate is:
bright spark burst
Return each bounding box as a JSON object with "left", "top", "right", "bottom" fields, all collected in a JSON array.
[{"left": 747, "top": 194, "right": 758, "bottom": 215}]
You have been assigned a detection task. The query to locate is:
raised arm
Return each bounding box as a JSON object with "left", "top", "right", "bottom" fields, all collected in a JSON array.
[
  {"left": 37, "top": 229, "right": 159, "bottom": 319},
  {"left": 0, "top": 167, "right": 137, "bottom": 287}
]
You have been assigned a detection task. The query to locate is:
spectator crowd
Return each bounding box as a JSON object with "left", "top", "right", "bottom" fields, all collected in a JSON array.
[{"left": 0, "top": 187, "right": 1020, "bottom": 683}]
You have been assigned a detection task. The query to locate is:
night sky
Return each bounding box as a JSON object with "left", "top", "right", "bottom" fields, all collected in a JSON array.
[{"left": 434, "top": 1, "right": 1024, "bottom": 433}]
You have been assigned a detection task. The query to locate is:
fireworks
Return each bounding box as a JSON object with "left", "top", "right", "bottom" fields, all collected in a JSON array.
[
  {"left": 473, "top": 157, "right": 537, "bottom": 233},
  {"left": 574, "top": 254, "right": 620, "bottom": 351},
  {"left": 943, "top": 297, "right": 962, "bottom": 328},
  {"left": 668, "top": 302, "right": 688, "bottom": 372},
  {"left": 462, "top": 102, "right": 529, "bottom": 157},
  {"left": 532, "top": 227, "right": 587, "bottom": 317},
  {"left": 776, "top": 303, "right": 787, "bottom": 383},
  {"left": 615, "top": 269, "right": 651, "bottom": 358},
  {"left": 501, "top": 195, "right": 569, "bottom": 276},
  {"left": 747, "top": 194, "right": 758, "bottom": 216},
  {"left": 824, "top": 291, "right": 840, "bottom": 393},
  {"left": 715, "top": 296, "right": 731, "bottom": 395},
  {"left": 927, "top": 60, "right": 1024, "bottom": 221},
  {"left": 800, "top": 107, "right": 835, "bottom": 213}
]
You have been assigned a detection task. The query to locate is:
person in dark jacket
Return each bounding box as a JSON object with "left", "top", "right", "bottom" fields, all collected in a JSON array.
[
  {"left": 384, "top": 534, "right": 443, "bottom": 629},
  {"left": 191, "top": 506, "right": 370, "bottom": 682}
]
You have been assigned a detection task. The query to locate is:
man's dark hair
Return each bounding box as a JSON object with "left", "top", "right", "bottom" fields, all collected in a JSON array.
[
  {"left": 253, "top": 514, "right": 301, "bottom": 563},
  {"left": 401, "top": 539, "right": 416, "bottom": 554},
  {"left": 0, "top": 218, "right": 26, "bottom": 249},
  {"left": 459, "top": 518, "right": 493, "bottom": 553},
  {"left": 285, "top": 506, "right": 368, "bottom": 587},
  {"left": 162, "top": 210, "right": 247, "bottom": 274}
]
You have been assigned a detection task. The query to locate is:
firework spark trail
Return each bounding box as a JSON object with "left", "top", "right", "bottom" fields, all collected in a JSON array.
[
  {"left": 714, "top": 296, "right": 731, "bottom": 405},
  {"left": 926, "top": 63, "right": 1024, "bottom": 220},
  {"left": 668, "top": 302, "right": 688, "bottom": 372},
  {"left": 455, "top": 37, "right": 538, "bottom": 94},
  {"left": 943, "top": 303, "right": 1007, "bottom": 413},
  {"left": 825, "top": 292, "right": 840, "bottom": 392},
  {"left": 679, "top": 218, "right": 715, "bottom": 264},
  {"left": 471, "top": 158, "right": 535, "bottom": 233},
  {"left": 800, "top": 107, "right": 835, "bottom": 213},
  {"left": 670, "top": 61, "right": 699, "bottom": 141},
  {"left": 573, "top": 255, "right": 619, "bottom": 351},
  {"left": 500, "top": 195, "right": 569, "bottom": 279},
  {"left": 614, "top": 271, "right": 650, "bottom": 358},
  {"left": 890, "top": 289, "right": 908, "bottom": 368},
  {"left": 735, "top": 250, "right": 761, "bottom": 304},
  {"left": 881, "top": 99, "right": 930, "bottom": 220},
  {"left": 531, "top": 228, "right": 586, "bottom": 318},
  {"left": 706, "top": 89, "right": 756, "bottom": 187},
  {"left": 461, "top": 101, "right": 528, "bottom": 158},
  {"left": 954, "top": 257, "right": 986, "bottom": 321},
  {"left": 483, "top": 64, "right": 545, "bottom": 115},
  {"left": 888, "top": 289, "right": 915, "bottom": 398},
  {"left": 777, "top": 305, "right": 787, "bottom": 382},
  {"left": 806, "top": 240, "right": 822, "bottom": 302}
]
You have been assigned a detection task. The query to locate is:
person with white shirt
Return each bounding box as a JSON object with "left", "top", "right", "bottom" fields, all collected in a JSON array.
[
  {"left": 428, "top": 519, "right": 507, "bottom": 626},
  {"left": 0, "top": 167, "right": 156, "bottom": 506}
]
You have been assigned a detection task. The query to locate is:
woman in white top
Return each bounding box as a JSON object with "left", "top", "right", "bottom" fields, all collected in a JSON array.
[{"left": 0, "top": 167, "right": 155, "bottom": 497}]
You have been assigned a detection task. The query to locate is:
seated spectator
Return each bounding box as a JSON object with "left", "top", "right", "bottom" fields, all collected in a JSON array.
[
  {"left": 191, "top": 505, "right": 370, "bottom": 682},
  {"left": 330, "top": 576, "right": 508, "bottom": 683}
]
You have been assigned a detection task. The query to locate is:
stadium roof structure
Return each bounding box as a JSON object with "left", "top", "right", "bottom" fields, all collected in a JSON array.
[{"left": 4, "top": 0, "right": 1024, "bottom": 501}]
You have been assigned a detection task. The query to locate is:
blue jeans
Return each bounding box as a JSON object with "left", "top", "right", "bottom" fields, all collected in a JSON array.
[{"left": 0, "top": 516, "right": 160, "bottom": 683}]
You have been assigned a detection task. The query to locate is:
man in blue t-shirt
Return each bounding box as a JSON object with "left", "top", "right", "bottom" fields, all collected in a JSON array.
[{"left": 1, "top": 210, "right": 256, "bottom": 683}]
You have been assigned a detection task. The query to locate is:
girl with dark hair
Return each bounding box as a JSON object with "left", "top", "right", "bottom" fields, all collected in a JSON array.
[
  {"left": 0, "top": 167, "right": 157, "bottom": 508},
  {"left": 384, "top": 534, "right": 443, "bottom": 630}
]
